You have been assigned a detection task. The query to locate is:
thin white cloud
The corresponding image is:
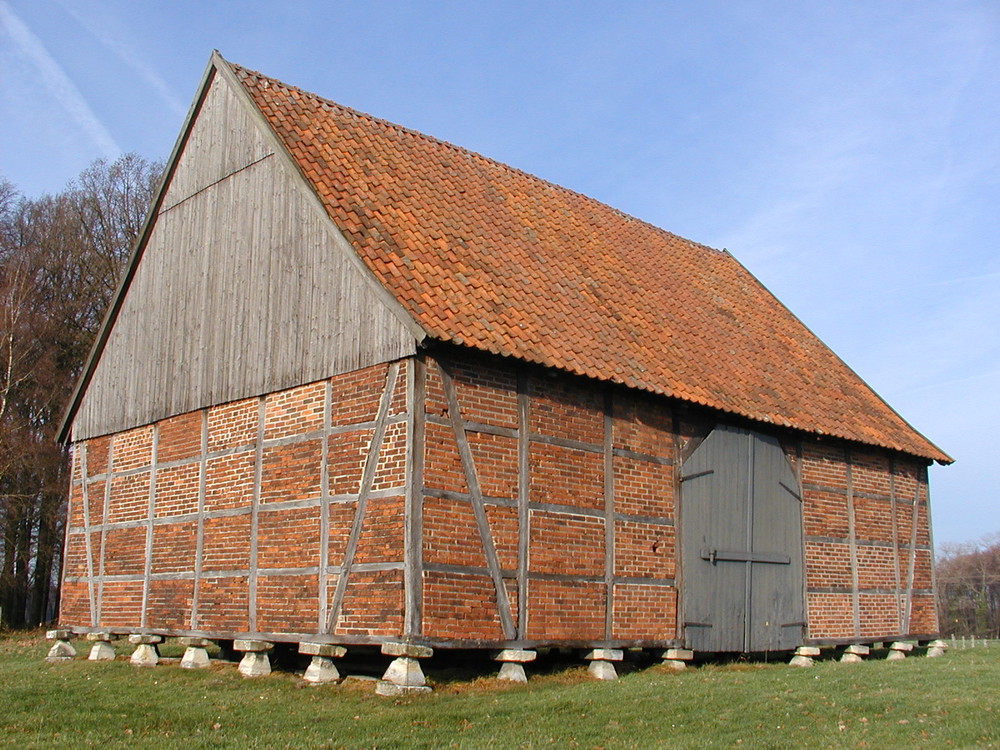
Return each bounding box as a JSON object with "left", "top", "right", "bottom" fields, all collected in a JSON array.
[
  {"left": 0, "top": 0, "right": 120, "bottom": 158},
  {"left": 57, "top": 1, "right": 186, "bottom": 118}
]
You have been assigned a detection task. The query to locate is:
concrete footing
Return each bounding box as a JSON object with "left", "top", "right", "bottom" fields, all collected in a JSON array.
[
  {"left": 887, "top": 641, "right": 913, "bottom": 661},
  {"left": 790, "top": 646, "right": 820, "bottom": 667},
  {"left": 378, "top": 642, "right": 433, "bottom": 694},
  {"left": 86, "top": 632, "right": 119, "bottom": 661},
  {"left": 660, "top": 648, "right": 694, "bottom": 671},
  {"left": 179, "top": 638, "right": 213, "bottom": 669},
  {"left": 840, "top": 644, "right": 869, "bottom": 663},
  {"left": 128, "top": 635, "right": 163, "bottom": 667},
  {"left": 235, "top": 640, "right": 273, "bottom": 677},
  {"left": 300, "top": 643, "right": 347, "bottom": 684},
  {"left": 584, "top": 648, "right": 623, "bottom": 680},
  {"left": 493, "top": 649, "right": 536, "bottom": 683},
  {"left": 45, "top": 630, "right": 76, "bottom": 662},
  {"left": 926, "top": 639, "right": 948, "bottom": 658}
]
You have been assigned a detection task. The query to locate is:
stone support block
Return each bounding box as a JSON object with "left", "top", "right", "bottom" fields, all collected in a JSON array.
[
  {"left": 926, "top": 640, "right": 948, "bottom": 658},
  {"left": 238, "top": 651, "right": 272, "bottom": 678},
  {"left": 303, "top": 656, "right": 341, "bottom": 684},
  {"left": 886, "top": 650, "right": 906, "bottom": 661},
  {"left": 588, "top": 660, "right": 619, "bottom": 680},
  {"left": 789, "top": 655, "right": 814, "bottom": 667},
  {"left": 181, "top": 647, "right": 211, "bottom": 669},
  {"left": 46, "top": 640, "right": 76, "bottom": 662},
  {"left": 128, "top": 634, "right": 163, "bottom": 645},
  {"left": 840, "top": 652, "right": 863, "bottom": 664},
  {"left": 662, "top": 648, "right": 694, "bottom": 661},
  {"left": 299, "top": 642, "right": 347, "bottom": 658},
  {"left": 86, "top": 632, "right": 119, "bottom": 642},
  {"left": 381, "top": 642, "right": 433, "bottom": 659},
  {"left": 583, "top": 649, "right": 623, "bottom": 662},
  {"left": 844, "top": 644, "right": 870, "bottom": 656},
  {"left": 492, "top": 649, "right": 537, "bottom": 663},
  {"left": 178, "top": 637, "right": 214, "bottom": 648},
  {"left": 890, "top": 641, "right": 914, "bottom": 652},
  {"left": 497, "top": 662, "right": 528, "bottom": 683},
  {"left": 382, "top": 656, "right": 426, "bottom": 687},
  {"left": 46, "top": 629, "right": 73, "bottom": 641},
  {"left": 88, "top": 641, "right": 117, "bottom": 661},
  {"left": 794, "top": 646, "right": 821, "bottom": 657},
  {"left": 130, "top": 643, "right": 159, "bottom": 667},
  {"left": 234, "top": 639, "right": 273, "bottom": 653}
]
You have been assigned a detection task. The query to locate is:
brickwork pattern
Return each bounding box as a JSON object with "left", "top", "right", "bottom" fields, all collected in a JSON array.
[{"left": 61, "top": 361, "right": 409, "bottom": 640}]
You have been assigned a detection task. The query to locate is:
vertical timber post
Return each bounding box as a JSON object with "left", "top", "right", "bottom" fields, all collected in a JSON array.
[
  {"left": 190, "top": 409, "right": 208, "bottom": 629},
  {"left": 404, "top": 356, "right": 425, "bottom": 637},
  {"left": 845, "top": 448, "right": 860, "bottom": 638},
  {"left": 603, "top": 389, "right": 614, "bottom": 640},
  {"left": 140, "top": 425, "right": 158, "bottom": 627},
  {"left": 318, "top": 379, "right": 332, "bottom": 632},
  {"left": 516, "top": 368, "right": 530, "bottom": 640}
]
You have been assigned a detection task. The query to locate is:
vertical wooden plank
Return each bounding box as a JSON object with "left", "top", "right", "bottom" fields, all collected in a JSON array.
[
  {"left": 902, "top": 475, "right": 922, "bottom": 633},
  {"left": 439, "top": 361, "right": 516, "bottom": 641},
  {"left": 743, "top": 431, "right": 754, "bottom": 652},
  {"left": 795, "top": 442, "right": 807, "bottom": 641},
  {"left": 318, "top": 379, "right": 332, "bottom": 631},
  {"left": 603, "top": 389, "right": 614, "bottom": 640},
  {"left": 140, "top": 425, "right": 158, "bottom": 628},
  {"left": 78, "top": 443, "right": 97, "bottom": 627},
  {"left": 327, "top": 362, "right": 400, "bottom": 632},
  {"left": 404, "top": 356, "right": 425, "bottom": 637},
  {"left": 248, "top": 397, "right": 265, "bottom": 632},
  {"left": 516, "top": 369, "right": 530, "bottom": 640},
  {"left": 190, "top": 409, "right": 208, "bottom": 629},
  {"left": 888, "top": 456, "right": 903, "bottom": 631},
  {"left": 845, "top": 448, "right": 861, "bottom": 638},
  {"left": 926, "top": 469, "right": 940, "bottom": 635},
  {"left": 96, "top": 440, "right": 114, "bottom": 625},
  {"left": 671, "top": 404, "right": 683, "bottom": 641}
]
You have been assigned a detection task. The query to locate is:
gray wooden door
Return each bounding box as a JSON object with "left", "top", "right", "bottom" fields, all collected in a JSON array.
[{"left": 680, "top": 425, "right": 804, "bottom": 652}]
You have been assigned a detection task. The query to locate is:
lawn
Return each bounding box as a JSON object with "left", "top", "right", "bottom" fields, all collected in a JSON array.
[{"left": 1, "top": 632, "right": 997, "bottom": 749}]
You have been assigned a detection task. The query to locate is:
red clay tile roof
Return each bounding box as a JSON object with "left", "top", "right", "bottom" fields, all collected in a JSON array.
[{"left": 231, "top": 62, "right": 949, "bottom": 464}]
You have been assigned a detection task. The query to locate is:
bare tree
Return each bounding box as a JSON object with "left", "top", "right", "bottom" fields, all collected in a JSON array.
[
  {"left": 0, "top": 155, "right": 161, "bottom": 628},
  {"left": 937, "top": 532, "right": 1000, "bottom": 638}
]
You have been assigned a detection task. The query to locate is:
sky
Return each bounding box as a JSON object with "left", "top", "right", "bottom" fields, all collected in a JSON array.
[{"left": 1, "top": 0, "right": 997, "bottom": 549}]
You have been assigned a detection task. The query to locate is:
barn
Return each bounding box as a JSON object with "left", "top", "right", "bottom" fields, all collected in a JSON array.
[{"left": 56, "top": 52, "right": 950, "bottom": 683}]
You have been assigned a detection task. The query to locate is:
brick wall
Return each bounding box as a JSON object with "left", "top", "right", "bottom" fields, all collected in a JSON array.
[
  {"left": 60, "top": 360, "right": 409, "bottom": 640},
  {"left": 61, "top": 347, "right": 938, "bottom": 648}
]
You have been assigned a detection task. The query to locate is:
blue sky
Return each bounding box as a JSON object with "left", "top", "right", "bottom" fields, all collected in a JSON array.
[{"left": 1, "top": 0, "right": 997, "bottom": 548}]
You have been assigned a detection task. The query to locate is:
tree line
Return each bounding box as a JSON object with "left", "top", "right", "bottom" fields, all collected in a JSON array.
[
  {"left": 936, "top": 533, "right": 1000, "bottom": 638},
  {"left": 0, "top": 155, "right": 161, "bottom": 628}
]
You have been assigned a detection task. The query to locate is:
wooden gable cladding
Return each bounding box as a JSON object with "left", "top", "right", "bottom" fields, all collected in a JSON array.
[{"left": 69, "top": 66, "right": 418, "bottom": 441}]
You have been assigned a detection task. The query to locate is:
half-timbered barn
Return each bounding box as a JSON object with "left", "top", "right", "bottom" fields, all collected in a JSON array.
[{"left": 57, "top": 52, "right": 950, "bottom": 671}]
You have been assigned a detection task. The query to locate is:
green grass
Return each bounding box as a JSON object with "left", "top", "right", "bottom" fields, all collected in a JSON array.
[{"left": 2, "top": 632, "right": 998, "bottom": 749}]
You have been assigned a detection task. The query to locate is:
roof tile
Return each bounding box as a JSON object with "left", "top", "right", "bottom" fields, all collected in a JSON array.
[{"left": 231, "top": 61, "right": 949, "bottom": 464}]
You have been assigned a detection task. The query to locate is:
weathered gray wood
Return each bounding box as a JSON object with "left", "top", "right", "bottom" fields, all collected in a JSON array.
[
  {"left": 404, "top": 357, "right": 425, "bottom": 637},
  {"left": 603, "top": 390, "right": 614, "bottom": 640},
  {"left": 97, "top": 441, "right": 114, "bottom": 624},
  {"left": 902, "top": 478, "right": 922, "bottom": 633},
  {"left": 140, "top": 425, "right": 158, "bottom": 627},
  {"left": 682, "top": 426, "right": 804, "bottom": 652},
  {"left": 248, "top": 398, "right": 265, "bottom": 632},
  {"left": 78, "top": 444, "right": 97, "bottom": 626},
  {"left": 888, "top": 457, "right": 902, "bottom": 630},
  {"left": 845, "top": 449, "right": 861, "bottom": 638},
  {"left": 318, "top": 380, "right": 332, "bottom": 631},
  {"left": 517, "top": 370, "right": 529, "bottom": 640},
  {"left": 326, "top": 363, "right": 400, "bottom": 633},
  {"left": 70, "top": 71, "right": 417, "bottom": 442},
  {"left": 190, "top": 410, "right": 208, "bottom": 629},
  {"left": 439, "top": 361, "right": 516, "bottom": 640}
]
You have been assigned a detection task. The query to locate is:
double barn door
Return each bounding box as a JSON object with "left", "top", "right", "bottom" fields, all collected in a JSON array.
[{"left": 680, "top": 426, "right": 805, "bottom": 652}]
